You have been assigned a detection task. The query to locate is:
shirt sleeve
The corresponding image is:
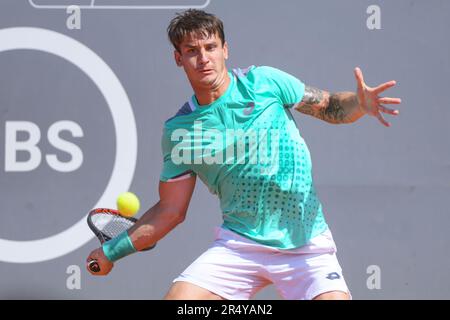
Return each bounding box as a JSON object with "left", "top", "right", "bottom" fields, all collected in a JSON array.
[
  {"left": 160, "top": 126, "right": 195, "bottom": 182},
  {"left": 258, "top": 66, "right": 305, "bottom": 108}
]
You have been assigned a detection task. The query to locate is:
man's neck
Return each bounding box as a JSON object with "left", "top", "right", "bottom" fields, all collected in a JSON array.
[{"left": 193, "top": 71, "right": 231, "bottom": 106}]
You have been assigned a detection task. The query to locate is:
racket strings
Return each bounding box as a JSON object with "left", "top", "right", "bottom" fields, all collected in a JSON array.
[{"left": 91, "top": 213, "right": 134, "bottom": 240}]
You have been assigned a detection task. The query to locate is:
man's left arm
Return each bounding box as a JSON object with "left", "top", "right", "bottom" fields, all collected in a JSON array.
[{"left": 294, "top": 67, "right": 402, "bottom": 127}]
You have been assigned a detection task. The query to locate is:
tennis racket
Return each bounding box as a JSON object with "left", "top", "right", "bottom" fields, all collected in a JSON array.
[{"left": 87, "top": 208, "right": 155, "bottom": 273}]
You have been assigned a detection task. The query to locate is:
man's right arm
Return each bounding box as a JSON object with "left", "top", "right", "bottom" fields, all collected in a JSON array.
[
  {"left": 86, "top": 175, "right": 196, "bottom": 275},
  {"left": 128, "top": 175, "right": 197, "bottom": 250}
]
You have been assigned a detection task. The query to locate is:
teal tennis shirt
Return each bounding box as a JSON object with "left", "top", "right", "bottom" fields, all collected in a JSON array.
[{"left": 160, "top": 66, "right": 328, "bottom": 249}]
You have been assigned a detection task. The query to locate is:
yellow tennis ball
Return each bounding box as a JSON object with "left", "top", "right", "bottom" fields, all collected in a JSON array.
[{"left": 116, "top": 192, "right": 140, "bottom": 217}]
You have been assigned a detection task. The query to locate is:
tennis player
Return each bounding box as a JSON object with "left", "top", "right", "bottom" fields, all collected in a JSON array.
[{"left": 86, "top": 9, "right": 401, "bottom": 300}]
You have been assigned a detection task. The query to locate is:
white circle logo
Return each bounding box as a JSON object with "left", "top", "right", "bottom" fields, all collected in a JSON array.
[{"left": 0, "top": 27, "right": 137, "bottom": 263}]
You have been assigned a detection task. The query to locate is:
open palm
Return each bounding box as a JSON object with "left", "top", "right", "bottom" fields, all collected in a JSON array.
[{"left": 354, "top": 67, "right": 402, "bottom": 127}]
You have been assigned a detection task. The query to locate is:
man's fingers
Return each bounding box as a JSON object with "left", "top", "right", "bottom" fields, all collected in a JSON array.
[
  {"left": 378, "top": 104, "right": 399, "bottom": 115},
  {"left": 86, "top": 254, "right": 96, "bottom": 264},
  {"left": 354, "top": 67, "right": 365, "bottom": 90},
  {"left": 376, "top": 112, "right": 391, "bottom": 127},
  {"left": 373, "top": 81, "right": 396, "bottom": 94},
  {"left": 86, "top": 261, "right": 95, "bottom": 274},
  {"left": 378, "top": 97, "right": 401, "bottom": 105}
]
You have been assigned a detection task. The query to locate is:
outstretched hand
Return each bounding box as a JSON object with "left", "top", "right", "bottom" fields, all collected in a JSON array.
[{"left": 354, "top": 67, "right": 402, "bottom": 127}]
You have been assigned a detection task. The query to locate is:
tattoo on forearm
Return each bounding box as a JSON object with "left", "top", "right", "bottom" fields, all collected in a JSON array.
[
  {"left": 295, "top": 86, "right": 361, "bottom": 124},
  {"left": 295, "top": 86, "right": 329, "bottom": 117},
  {"left": 323, "top": 93, "right": 360, "bottom": 123},
  {"left": 303, "top": 86, "right": 324, "bottom": 106}
]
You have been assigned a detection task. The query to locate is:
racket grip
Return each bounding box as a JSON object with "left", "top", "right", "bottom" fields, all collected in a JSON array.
[{"left": 88, "top": 260, "right": 100, "bottom": 273}]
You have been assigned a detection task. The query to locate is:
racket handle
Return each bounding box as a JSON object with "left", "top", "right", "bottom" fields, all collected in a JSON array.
[{"left": 88, "top": 260, "right": 100, "bottom": 273}]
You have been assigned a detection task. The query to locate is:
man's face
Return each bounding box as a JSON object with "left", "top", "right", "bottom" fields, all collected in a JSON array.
[{"left": 174, "top": 32, "right": 228, "bottom": 89}]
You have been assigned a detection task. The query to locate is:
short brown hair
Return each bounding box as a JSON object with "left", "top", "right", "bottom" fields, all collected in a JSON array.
[{"left": 167, "top": 9, "right": 225, "bottom": 52}]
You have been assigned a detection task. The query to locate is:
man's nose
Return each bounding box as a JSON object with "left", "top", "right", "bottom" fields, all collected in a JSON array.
[{"left": 198, "top": 49, "right": 209, "bottom": 65}]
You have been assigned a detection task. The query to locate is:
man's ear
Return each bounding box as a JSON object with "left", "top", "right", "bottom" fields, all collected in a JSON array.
[
  {"left": 223, "top": 42, "right": 229, "bottom": 60},
  {"left": 174, "top": 50, "right": 183, "bottom": 67}
]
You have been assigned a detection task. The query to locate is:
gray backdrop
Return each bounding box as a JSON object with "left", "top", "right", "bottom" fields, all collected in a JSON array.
[{"left": 0, "top": 0, "right": 449, "bottom": 299}]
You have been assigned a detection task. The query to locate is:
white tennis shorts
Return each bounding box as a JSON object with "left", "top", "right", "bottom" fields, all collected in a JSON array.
[{"left": 173, "top": 227, "right": 351, "bottom": 300}]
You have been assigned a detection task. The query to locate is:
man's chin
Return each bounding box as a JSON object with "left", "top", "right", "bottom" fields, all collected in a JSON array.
[{"left": 197, "top": 76, "right": 216, "bottom": 87}]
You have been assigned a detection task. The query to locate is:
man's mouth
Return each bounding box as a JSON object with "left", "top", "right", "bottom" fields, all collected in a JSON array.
[{"left": 198, "top": 69, "right": 214, "bottom": 74}]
